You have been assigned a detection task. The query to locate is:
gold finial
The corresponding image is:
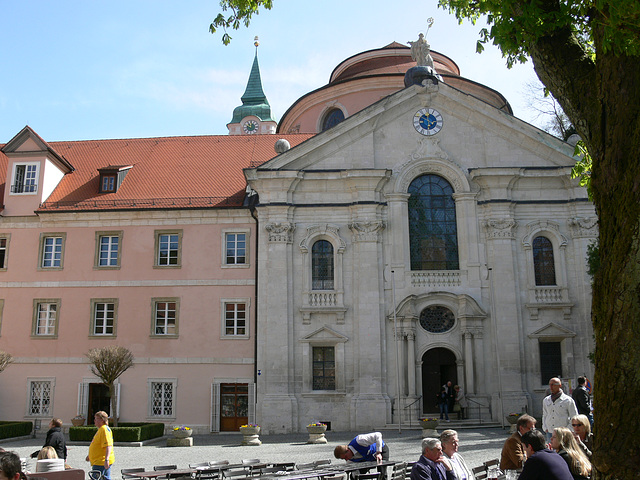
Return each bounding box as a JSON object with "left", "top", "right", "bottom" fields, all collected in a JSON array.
[{"left": 254, "top": 36, "right": 260, "bottom": 47}]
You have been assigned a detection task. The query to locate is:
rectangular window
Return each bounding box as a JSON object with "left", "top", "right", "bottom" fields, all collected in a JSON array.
[
  {"left": 312, "top": 346, "right": 336, "bottom": 390},
  {"left": 225, "top": 233, "right": 246, "bottom": 265},
  {"left": 32, "top": 300, "right": 60, "bottom": 337},
  {"left": 95, "top": 232, "right": 122, "bottom": 268},
  {"left": 101, "top": 175, "right": 116, "bottom": 192},
  {"left": 91, "top": 300, "right": 117, "bottom": 336},
  {"left": 12, "top": 163, "right": 38, "bottom": 194},
  {"left": 150, "top": 381, "right": 174, "bottom": 417},
  {"left": 29, "top": 380, "right": 52, "bottom": 416},
  {"left": 0, "top": 235, "right": 9, "bottom": 270},
  {"left": 153, "top": 299, "right": 178, "bottom": 336},
  {"left": 224, "top": 302, "right": 247, "bottom": 337},
  {"left": 155, "top": 231, "right": 182, "bottom": 267},
  {"left": 539, "top": 341, "right": 562, "bottom": 385},
  {"left": 39, "top": 233, "right": 66, "bottom": 270}
]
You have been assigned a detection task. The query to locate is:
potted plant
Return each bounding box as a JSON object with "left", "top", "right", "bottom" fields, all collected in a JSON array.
[
  {"left": 506, "top": 413, "right": 521, "bottom": 433},
  {"left": 239, "top": 424, "right": 261, "bottom": 446},
  {"left": 419, "top": 417, "right": 439, "bottom": 436},
  {"left": 306, "top": 422, "right": 328, "bottom": 444},
  {"left": 71, "top": 415, "right": 85, "bottom": 427},
  {"left": 172, "top": 425, "right": 192, "bottom": 438}
]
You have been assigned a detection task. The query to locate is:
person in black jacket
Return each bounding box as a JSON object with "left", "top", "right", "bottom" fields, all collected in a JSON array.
[{"left": 30, "top": 419, "right": 67, "bottom": 460}]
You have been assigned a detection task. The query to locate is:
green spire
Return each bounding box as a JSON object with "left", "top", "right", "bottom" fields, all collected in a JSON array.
[{"left": 230, "top": 46, "right": 275, "bottom": 124}]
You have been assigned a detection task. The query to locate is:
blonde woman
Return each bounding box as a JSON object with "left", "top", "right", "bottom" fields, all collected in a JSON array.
[
  {"left": 550, "top": 427, "right": 591, "bottom": 480},
  {"left": 571, "top": 414, "right": 593, "bottom": 457},
  {"left": 35, "top": 446, "right": 64, "bottom": 473},
  {"left": 36, "top": 447, "right": 57, "bottom": 460}
]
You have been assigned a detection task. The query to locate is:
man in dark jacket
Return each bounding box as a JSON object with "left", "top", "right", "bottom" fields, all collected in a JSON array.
[
  {"left": 519, "top": 430, "right": 572, "bottom": 480},
  {"left": 31, "top": 418, "right": 67, "bottom": 460},
  {"left": 571, "top": 376, "right": 591, "bottom": 416}
]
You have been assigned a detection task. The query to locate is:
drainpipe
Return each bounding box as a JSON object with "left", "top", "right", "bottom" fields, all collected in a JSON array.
[{"left": 248, "top": 194, "right": 260, "bottom": 413}]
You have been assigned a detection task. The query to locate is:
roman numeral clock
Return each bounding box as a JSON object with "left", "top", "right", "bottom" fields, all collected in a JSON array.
[{"left": 413, "top": 108, "right": 443, "bottom": 136}]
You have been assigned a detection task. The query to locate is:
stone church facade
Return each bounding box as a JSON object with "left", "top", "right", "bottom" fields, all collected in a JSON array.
[{"left": 246, "top": 42, "right": 595, "bottom": 433}]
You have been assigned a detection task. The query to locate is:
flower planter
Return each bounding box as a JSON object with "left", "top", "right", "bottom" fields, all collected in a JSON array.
[
  {"left": 506, "top": 415, "right": 520, "bottom": 433},
  {"left": 240, "top": 426, "right": 261, "bottom": 446},
  {"left": 173, "top": 429, "right": 193, "bottom": 439},
  {"left": 306, "top": 425, "right": 327, "bottom": 444},
  {"left": 71, "top": 418, "right": 85, "bottom": 427},
  {"left": 419, "top": 419, "right": 439, "bottom": 437}
]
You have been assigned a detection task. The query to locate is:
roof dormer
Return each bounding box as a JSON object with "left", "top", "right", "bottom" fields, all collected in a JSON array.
[
  {"left": 97, "top": 165, "right": 133, "bottom": 193},
  {"left": 1, "top": 126, "right": 74, "bottom": 216}
]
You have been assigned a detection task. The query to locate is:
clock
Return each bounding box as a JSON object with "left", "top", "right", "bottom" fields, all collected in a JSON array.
[
  {"left": 413, "top": 108, "right": 443, "bottom": 136},
  {"left": 243, "top": 120, "right": 259, "bottom": 134}
]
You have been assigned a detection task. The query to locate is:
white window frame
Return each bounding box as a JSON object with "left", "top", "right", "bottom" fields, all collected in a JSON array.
[
  {"left": 11, "top": 162, "right": 39, "bottom": 195},
  {"left": 154, "top": 230, "right": 182, "bottom": 268},
  {"left": 151, "top": 297, "right": 179, "bottom": 337},
  {"left": 95, "top": 231, "right": 123, "bottom": 269},
  {"left": 26, "top": 377, "right": 55, "bottom": 417},
  {"left": 32, "top": 299, "right": 61, "bottom": 338},
  {"left": 148, "top": 378, "right": 177, "bottom": 419},
  {"left": 90, "top": 298, "right": 118, "bottom": 337},
  {"left": 221, "top": 298, "right": 250, "bottom": 339},
  {"left": 38, "top": 233, "right": 66, "bottom": 270},
  {"left": 222, "top": 229, "right": 250, "bottom": 268},
  {"left": 0, "top": 233, "right": 10, "bottom": 271}
]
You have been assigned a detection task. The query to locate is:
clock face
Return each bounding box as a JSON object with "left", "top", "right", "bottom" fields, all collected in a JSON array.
[
  {"left": 413, "top": 108, "right": 443, "bottom": 136},
  {"left": 243, "top": 120, "right": 259, "bottom": 134}
]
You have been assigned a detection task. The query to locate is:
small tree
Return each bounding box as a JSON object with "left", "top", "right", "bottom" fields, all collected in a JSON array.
[
  {"left": 86, "top": 346, "right": 134, "bottom": 427},
  {"left": 0, "top": 350, "right": 13, "bottom": 373}
]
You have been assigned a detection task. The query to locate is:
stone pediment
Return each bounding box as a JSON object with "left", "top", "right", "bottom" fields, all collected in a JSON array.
[
  {"left": 528, "top": 322, "right": 576, "bottom": 339},
  {"left": 300, "top": 325, "right": 348, "bottom": 343}
]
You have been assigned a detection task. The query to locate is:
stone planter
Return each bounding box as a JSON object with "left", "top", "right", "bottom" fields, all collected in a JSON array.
[
  {"left": 71, "top": 418, "right": 85, "bottom": 427},
  {"left": 173, "top": 429, "right": 193, "bottom": 439},
  {"left": 419, "top": 419, "right": 439, "bottom": 437},
  {"left": 506, "top": 415, "right": 520, "bottom": 433},
  {"left": 240, "top": 426, "right": 261, "bottom": 446},
  {"left": 306, "top": 425, "right": 327, "bottom": 444}
]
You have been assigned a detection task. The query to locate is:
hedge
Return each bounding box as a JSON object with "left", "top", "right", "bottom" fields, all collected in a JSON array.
[
  {"left": 0, "top": 421, "right": 33, "bottom": 439},
  {"left": 69, "top": 422, "right": 165, "bottom": 442}
]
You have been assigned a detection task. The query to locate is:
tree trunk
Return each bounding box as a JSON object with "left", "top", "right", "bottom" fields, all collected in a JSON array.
[{"left": 108, "top": 383, "right": 118, "bottom": 427}]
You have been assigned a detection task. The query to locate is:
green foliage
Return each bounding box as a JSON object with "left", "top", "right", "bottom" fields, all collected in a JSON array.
[
  {"left": 438, "top": 0, "right": 639, "bottom": 68},
  {"left": 210, "top": 0, "right": 273, "bottom": 45},
  {"left": 68, "top": 423, "right": 165, "bottom": 442},
  {"left": 0, "top": 350, "right": 13, "bottom": 373},
  {"left": 0, "top": 421, "right": 34, "bottom": 439},
  {"left": 586, "top": 239, "right": 600, "bottom": 279},
  {"left": 570, "top": 140, "right": 593, "bottom": 200}
]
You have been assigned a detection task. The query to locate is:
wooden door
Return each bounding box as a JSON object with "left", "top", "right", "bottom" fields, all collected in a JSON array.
[{"left": 220, "top": 383, "right": 248, "bottom": 431}]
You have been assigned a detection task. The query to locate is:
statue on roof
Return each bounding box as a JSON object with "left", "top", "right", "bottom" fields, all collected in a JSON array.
[{"left": 408, "top": 33, "right": 434, "bottom": 68}]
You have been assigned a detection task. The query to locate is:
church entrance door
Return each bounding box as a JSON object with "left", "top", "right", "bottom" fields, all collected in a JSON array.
[{"left": 421, "top": 347, "right": 457, "bottom": 414}]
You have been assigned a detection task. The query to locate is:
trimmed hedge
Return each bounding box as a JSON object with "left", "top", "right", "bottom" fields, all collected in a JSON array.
[
  {"left": 0, "top": 421, "right": 33, "bottom": 439},
  {"left": 69, "top": 422, "right": 165, "bottom": 442}
]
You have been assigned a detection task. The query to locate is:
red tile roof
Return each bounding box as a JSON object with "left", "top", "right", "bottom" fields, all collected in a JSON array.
[{"left": 1, "top": 134, "right": 313, "bottom": 212}]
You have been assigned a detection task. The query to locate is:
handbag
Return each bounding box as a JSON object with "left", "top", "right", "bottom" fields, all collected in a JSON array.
[{"left": 453, "top": 401, "right": 461, "bottom": 413}]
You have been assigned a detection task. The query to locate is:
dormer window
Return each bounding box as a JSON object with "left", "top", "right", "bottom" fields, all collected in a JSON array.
[
  {"left": 11, "top": 162, "right": 38, "bottom": 194},
  {"left": 98, "top": 165, "right": 132, "bottom": 194}
]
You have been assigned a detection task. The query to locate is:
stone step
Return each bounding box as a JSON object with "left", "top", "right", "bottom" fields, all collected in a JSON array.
[{"left": 384, "top": 420, "right": 503, "bottom": 431}]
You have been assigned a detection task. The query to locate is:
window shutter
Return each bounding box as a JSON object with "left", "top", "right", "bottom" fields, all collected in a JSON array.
[
  {"left": 78, "top": 383, "right": 89, "bottom": 417},
  {"left": 211, "top": 383, "right": 220, "bottom": 432},
  {"left": 248, "top": 383, "right": 256, "bottom": 425}
]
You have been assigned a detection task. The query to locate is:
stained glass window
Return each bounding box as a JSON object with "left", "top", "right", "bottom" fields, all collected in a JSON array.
[
  {"left": 312, "top": 347, "right": 335, "bottom": 390},
  {"left": 533, "top": 236, "right": 556, "bottom": 285},
  {"left": 312, "top": 240, "right": 334, "bottom": 290},
  {"left": 408, "top": 175, "right": 459, "bottom": 270},
  {"left": 419, "top": 306, "right": 455, "bottom": 333},
  {"left": 322, "top": 109, "right": 345, "bottom": 131}
]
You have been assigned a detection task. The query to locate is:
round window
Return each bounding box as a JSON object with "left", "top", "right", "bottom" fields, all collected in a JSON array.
[{"left": 419, "top": 306, "right": 455, "bottom": 333}]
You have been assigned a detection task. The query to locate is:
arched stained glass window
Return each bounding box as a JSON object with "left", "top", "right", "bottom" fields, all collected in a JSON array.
[
  {"left": 312, "top": 240, "right": 334, "bottom": 290},
  {"left": 321, "top": 108, "right": 345, "bottom": 131},
  {"left": 419, "top": 306, "right": 455, "bottom": 333},
  {"left": 408, "top": 174, "right": 459, "bottom": 270},
  {"left": 533, "top": 236, "right": 556, "bottom": 285}
]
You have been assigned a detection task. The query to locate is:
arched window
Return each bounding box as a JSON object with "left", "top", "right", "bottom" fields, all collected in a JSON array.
[
  {"left": 321, "top": 108, "right": 345, "bottom": 131},
  {"left": 533, "top": 236, "right": 556, "bottom": 285},
  {"left": 312, "top": 240, "right": 334, "bottom": 290},
  {"left": 408, "top": 174, "right": 459, "bottom": 270}
]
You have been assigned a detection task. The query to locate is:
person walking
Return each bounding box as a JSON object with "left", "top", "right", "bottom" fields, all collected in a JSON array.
[{"left": 86, "top": 411, "right": 115, "bottom": 479}]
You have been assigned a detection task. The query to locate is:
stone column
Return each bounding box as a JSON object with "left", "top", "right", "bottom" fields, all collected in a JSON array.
[
  {"left": 406, "top": 331, "right": 416, "bottom": 395},
  {"left": 463, "top": 330, "right": 475, "bottom": 394},
  {"left": 385, "top": 193, "right": 410, "bottom": 289}
]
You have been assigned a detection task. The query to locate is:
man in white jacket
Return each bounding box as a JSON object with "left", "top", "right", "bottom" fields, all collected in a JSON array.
[{"left": 542, "top": 377, "right": 578, "bottom": 441}]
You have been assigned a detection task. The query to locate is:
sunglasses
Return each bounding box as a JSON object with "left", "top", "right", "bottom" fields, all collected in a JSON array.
[{"left": 571, "top": 423, "right": 583, "bottom": 427}]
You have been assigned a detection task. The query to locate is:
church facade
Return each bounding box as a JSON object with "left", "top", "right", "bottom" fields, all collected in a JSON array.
[{"left": 246, "top": 42, "right": 595, "bottom": 433}]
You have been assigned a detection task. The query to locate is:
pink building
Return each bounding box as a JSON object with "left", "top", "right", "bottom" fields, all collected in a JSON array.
[{"left": 0, "top": 126, "right": 310, "bottom": 432}]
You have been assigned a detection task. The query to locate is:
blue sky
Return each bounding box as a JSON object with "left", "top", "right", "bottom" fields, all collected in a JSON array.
[{"left": 0, "top": 0, "right": 541, "bottom": 142}]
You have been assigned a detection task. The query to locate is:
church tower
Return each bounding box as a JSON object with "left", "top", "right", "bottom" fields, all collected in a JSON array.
[{"left": 227, "top": 37, "right": 277, "bottom": 135}]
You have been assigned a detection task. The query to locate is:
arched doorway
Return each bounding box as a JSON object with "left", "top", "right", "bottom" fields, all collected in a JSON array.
[{"left": 421, "top": 348, "right": 457, "bottom": 414}]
